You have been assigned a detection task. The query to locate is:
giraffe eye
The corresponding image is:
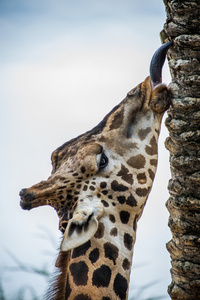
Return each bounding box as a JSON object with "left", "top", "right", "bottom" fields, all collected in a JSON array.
[{"left": 99, "top": 152, "right": 108, "bottom": 170}]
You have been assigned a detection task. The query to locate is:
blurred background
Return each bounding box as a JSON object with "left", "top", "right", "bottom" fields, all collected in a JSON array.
[{"left": 0, "top": 0, "right": 172, "bottom": 299}]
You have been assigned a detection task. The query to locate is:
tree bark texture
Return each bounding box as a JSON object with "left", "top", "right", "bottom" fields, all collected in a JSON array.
[{"left": 162, "top": 1, "right": 200, "bottom": 299}]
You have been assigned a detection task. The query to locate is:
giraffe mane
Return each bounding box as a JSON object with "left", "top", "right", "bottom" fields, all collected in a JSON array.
[{"left": 45, "top": 251, "right": 70, "bottom": 300}]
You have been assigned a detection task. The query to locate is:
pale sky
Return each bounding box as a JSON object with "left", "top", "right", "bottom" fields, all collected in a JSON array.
[{"left": 0, "top": 1, "right": 172, "bottom": 299}]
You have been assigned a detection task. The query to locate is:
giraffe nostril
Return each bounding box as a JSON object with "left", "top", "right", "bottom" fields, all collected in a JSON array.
[{"left": 19, "top": 189, "right": 36, "bottom": 210}]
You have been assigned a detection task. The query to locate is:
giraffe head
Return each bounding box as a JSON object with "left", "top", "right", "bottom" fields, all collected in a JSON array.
[{"left": 20, "top": 42, "right": 171, "bottom": 252}]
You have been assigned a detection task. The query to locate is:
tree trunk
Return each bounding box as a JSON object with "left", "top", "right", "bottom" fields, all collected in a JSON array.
[{"left": 162, "top": 1, "right": 200, "bottom": 299}]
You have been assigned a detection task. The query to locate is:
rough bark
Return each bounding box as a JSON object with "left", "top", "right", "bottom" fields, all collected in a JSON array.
[{"left": 162, "top": 1, "right": 200, "bottom": 299}]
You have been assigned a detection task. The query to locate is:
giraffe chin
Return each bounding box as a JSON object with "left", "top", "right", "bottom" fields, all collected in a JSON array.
[{"left": 20, "top": 200, "right": 33, "bottom": 210}]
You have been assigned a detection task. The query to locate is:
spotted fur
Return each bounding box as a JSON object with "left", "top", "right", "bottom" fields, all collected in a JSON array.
[{"left": 20, "top": 75, "right": 170, "bottom": 300}]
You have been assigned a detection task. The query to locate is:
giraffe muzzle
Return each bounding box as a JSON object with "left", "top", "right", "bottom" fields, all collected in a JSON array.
[
  {"left": 19, "top": 175, "right": 69, "bottom": 211},
  {"left": 20, "top": 188, "right": 36, "bottom": 210},
  {"left": 19, "top": 181, "right": 51, "bottom": 210}
]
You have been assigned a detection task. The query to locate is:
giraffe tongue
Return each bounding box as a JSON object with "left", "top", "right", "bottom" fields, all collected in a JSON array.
[{"left": 149, "top": 41, "right": 172, "bottom": 89}]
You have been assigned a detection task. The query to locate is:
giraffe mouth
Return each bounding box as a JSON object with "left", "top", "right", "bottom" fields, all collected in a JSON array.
[
  {"left": 20, "top": 188, "right": 36, "bottom": 210},
  {"left": 19, "top": 187, "right": 49, "bottom": 210}
]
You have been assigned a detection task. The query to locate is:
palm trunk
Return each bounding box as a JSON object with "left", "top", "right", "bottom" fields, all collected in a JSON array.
[{"left": 162, "top": 0, "right": 200, "bottom": 299}]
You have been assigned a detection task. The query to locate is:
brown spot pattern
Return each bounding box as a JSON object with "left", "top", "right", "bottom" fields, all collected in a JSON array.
[
  {"left": 119, "top": 211, "right": 130, "bottom": 224},
  {"left": 110, "top": 228, "right": 118, "bottom": 236},
  {"left": 136, "top": 187, "right": 150, "bottom": 197},
  {"left": 72, "top": 241, "right": 91, "bottom": 258},
  {"left": 101, "top": 200, "right": 109, "bottom": 207},
  {"left": 104, "top": 242, "right": 119, "bottom": 265},
  {"left": 74, "top": 295, "right": 91, "bottom": 300},
  {"left": 148, "top": 169, "right": 155, "bottom": 181},
  {"left": 102, "top": 190, "right": 108, "bottom": 195},
  {"left": 109, "top": 107, "right": 124, "bottom": 130},
  {"left": 80, "top": 166, "right": 86, "bottom": 173},
  {"left": 138, "top": 127, "right": 151, "bottom": 141},
  {"left": 89, "top": 248, "right": 100, "bottom": 264},
  {"left": 100, "top": 182, "right": 107, "bottom": 189},
  {"left": 137, "top": 173, "right": 147, "bottom": 184},
  {"left": 92, "top": 265, "right": 111, "bottom": 287},
  {"left": 94, "top": 222, "right": 105, "bottom": 239},
  {"left": 117, "top": 196, "right": 126, "bottom": 204},
  {"left": 109, "top": 214, "right": 116, "bottom": 223},
  {"left": 145, "top": 136, "right": 157, "bottom": 156},
  {"left": 89, "top": 185, "right": 95, "bottom": 191},
  {"left": 126, "top": 194, "right": 137, "bottom": 207},
  {"left": 124, "top": 233, "right": 133, "bottom": 251},
  {"left": 113, "top": 273, "right": 128, "bottom": 299},
  {"left": 111, "top": 180, "right": 129, "bottom": 192},
  {"left": 117, "top": 164, "right": 133, "bottom": 185},
  {"left": 69, "top": 261, "right": 89, "bottom": 286},
  {"left": 127, "top": 154, "right": 146, "bottom": 169},
  {"left": 133, "top": 215, "right": 138, "bottom": 231},
  {"left": 150, "top": 159, "right": 157, "bottom": 167},
  {"left": 122, "top": 258, "right": 131, "bottom": 270}
]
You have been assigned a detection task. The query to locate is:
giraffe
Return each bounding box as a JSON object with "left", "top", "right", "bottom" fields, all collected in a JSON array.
[{"left": 20, "top": 42, "right": 172, "bottom": 300}]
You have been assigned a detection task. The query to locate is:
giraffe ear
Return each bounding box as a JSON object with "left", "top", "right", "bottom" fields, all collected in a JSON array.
[
  {"left": 150, "top": 84, "right": 171, "bottom": 113},
  {"left": 60, "top": 198, "right": 104, "bottom": 252},
  {"left": 61, "top": 216, "right": 98, "bottom": 251}
]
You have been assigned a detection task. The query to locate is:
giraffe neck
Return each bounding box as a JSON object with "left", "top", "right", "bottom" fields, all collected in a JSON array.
[{"left": 51, "top": 196, "right": 148, "bottom": 300}]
